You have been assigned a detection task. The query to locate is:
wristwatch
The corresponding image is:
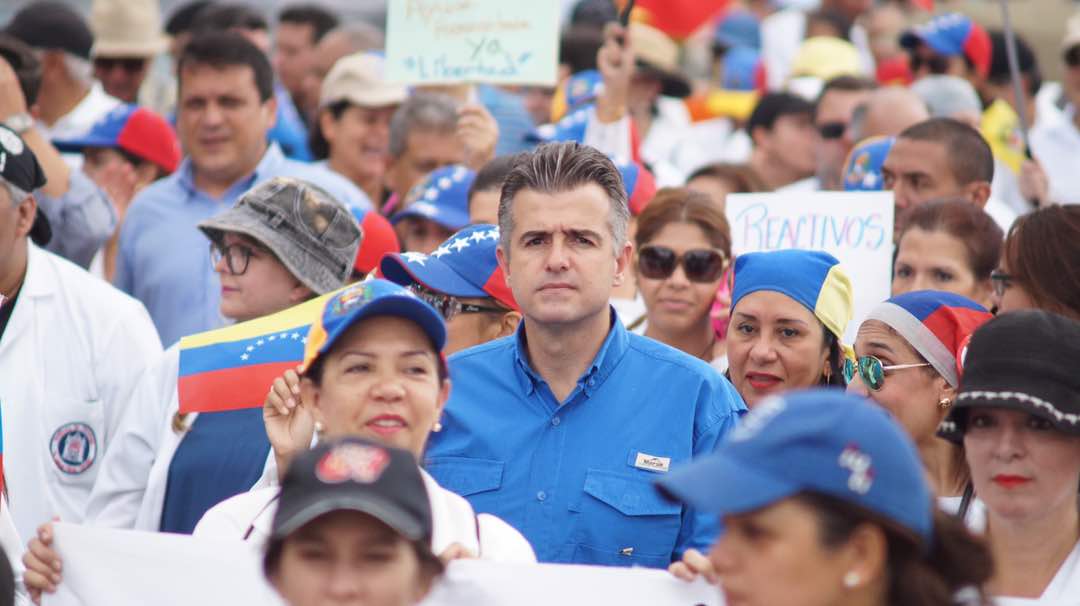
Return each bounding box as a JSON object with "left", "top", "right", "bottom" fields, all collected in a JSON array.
[{"left": 2, "top": 112, "right": 34, "bottom": 134}]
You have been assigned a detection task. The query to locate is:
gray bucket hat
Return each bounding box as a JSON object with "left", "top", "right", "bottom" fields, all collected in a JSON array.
[{"left": 198, "top": 177, "right": 362, "bottom": 294}]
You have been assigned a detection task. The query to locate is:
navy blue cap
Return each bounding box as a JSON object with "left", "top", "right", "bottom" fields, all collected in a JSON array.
[{"left": 658, "top": 389, "right": 934, "bottom": 547}]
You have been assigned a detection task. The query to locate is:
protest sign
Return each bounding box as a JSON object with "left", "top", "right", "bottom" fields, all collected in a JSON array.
[
  {"left": 725, "top": 192, "right": 895, "bottom": 342},
  {"left": 45, "top": 523, "right": 721, "bottom": 606},
  {"left": 385, "top": 1, "right": 559, "bottom": 86}
]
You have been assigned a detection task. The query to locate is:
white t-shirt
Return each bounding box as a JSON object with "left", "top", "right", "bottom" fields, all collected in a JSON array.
[{"left": 194, "top": 470, "right": 537, "bottom": 563}]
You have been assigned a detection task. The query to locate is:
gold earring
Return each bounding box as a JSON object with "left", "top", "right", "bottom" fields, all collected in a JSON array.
[
  {"left": 938, "top": 397, "right": 952, "bottom": 410},
  {"left": 432, "top": 421, "right": 443, "bottom": 433}
]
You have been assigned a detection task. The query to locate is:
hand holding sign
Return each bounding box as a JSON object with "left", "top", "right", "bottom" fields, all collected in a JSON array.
[{"left": 386, "top": 1, "right": 559, "bottom": 86}]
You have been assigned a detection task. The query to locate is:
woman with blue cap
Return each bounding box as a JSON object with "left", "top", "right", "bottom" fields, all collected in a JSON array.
[
  {"left": 726, "top": 249, "right": 854, "bottom": 407},
  {"left": 661, "top": 389, "right": 993, "bottom": 606},
  {"left": 848, "top": 290, "right": 992, "bottom": 505}
]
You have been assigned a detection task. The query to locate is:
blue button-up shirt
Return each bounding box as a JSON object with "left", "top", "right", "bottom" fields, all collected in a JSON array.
[
  {"left": 425, "top": 313, "right": 746, "bottom": 568},
  {"left": 114, "top": 143, "right": 371, "bottom": 346}
]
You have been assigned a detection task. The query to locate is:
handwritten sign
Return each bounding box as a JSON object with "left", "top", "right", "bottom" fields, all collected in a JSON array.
[
  {"left": 386, "top": 0, "right": 559, "bottom": 85},
  {"left": 726, "top": 192, "right": 895, "bottom": 342},
  {"left": 46, "top": 523, "right": 722, "bottom": 606}
]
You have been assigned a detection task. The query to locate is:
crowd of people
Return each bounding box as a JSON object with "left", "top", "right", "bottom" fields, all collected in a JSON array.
[{"left": 0, "top": 0, "right": 1078, "bottom": 604}]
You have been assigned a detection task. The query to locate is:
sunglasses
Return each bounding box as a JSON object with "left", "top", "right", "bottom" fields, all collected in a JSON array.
[
  {"left": 93, "top": 57, "right": 147, "bottom": 73},
  {"left": 990, "top": 269, "right": 1014, "bottom": 298},
  {"left": 637, "top": 246, "right": 727, "bottom": 283},
  {"left": 1065, "top": 46, "right": 1080, "bottom": 68},
  {"left": 817, "top": 121, "right": 847, "bottom": 140},
  {"left": 843, "top": 356, "right": 931, "bottom": 391},
  {"left": 410, "top": 287, "right": 505, "bottom": 322},
  {"left": 910, "top": 53, "right": 950, "bottom": 75}
]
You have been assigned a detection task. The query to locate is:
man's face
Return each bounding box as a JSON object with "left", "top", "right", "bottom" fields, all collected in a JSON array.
[
  {"left": 177, "top": 63, "right": 276, "bottom": 187},
  {"left": 763, "top": 113, "right": 819, "bottom": 179},
  {"left": 909, "top": 44, "right": 969, "bottom": 81},
  {"left": 496, "top": 184, "right": 631, "bottom": 327},
  {"left": 385, "top": 130, "right": 463, "bottom": 200},
  {"left": 815, "top": 89, "right": 872, "bottom": 190},
  {"left": 881, "top": 138, "right": 963, "bottom": 215},
  {"left": 93, "top": 56, "right": 150, "bottom": 103},
  {"left": 300, "top": 32, "right": 353, "bottom": 120},
  {"left": 0, "top": 184, "right": 35, "bottom": 284},
  {"left": 273, "top": 22, "right": 317, "bottom": 102}
]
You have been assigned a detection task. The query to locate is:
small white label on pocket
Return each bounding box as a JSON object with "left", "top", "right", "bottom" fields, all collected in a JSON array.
[{"left": 633, "top": 452, "right": 670, "bottom": 473}]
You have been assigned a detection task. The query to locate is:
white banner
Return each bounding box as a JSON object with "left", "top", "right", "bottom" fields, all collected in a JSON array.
[
  {"left": 726, "top": 192, "right": 895, "bottom": 343},
  {"left": 45, "top": 523, "right": 722, "bottom": 606}
]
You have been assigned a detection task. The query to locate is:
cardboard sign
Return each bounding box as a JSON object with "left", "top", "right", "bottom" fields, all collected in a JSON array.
[
  {"left": 386, "top": 1, "right": 559, "bottom": 85},
  {"left": 46, "top": 523, "right": 722, "bottom": 606},
  {"left": 725, "top": 192, "right": 895, "bottom": 342}
]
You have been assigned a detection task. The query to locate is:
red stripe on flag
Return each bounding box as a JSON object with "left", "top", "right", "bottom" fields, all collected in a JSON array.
[
  {"left": 178, "top": 361, "right": 299, "bottom": 414},
  {"left": 635, "top": 0, "right": 730, "bottom": 39}
]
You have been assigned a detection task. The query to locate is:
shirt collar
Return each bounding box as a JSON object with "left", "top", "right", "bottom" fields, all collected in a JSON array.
[
  {"left": 511, "top": 307, "right": 629, "bottom": 397},
  {"left": 176, "top": 142, "right": 286, "bottom": 201}
]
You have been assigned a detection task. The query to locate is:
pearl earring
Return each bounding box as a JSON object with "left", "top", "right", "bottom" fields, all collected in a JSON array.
[
  {"left": 938, "top": 397, "right": 952, "bottom": 410},
  {"left": 432, "top": 421, "right": 443, "bottom": 433},
  {"left": 843, "top": 571, "right": 860, "bottom": 588},
  {"left": 314, "top": 421, "right": 324, "bottom": 433}
]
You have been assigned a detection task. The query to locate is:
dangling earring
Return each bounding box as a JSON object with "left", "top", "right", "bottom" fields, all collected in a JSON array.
[
  {"left": 432, "top": 421, "right": 443, "bottom": 433},
  {"left": 938, "top": 397, "right": 952, "bottom": 410},
  {"left": 843, "top": 571, "right": 861, "bottom": 588}
]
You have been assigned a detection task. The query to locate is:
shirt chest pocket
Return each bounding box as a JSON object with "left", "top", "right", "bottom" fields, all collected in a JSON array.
[
  {"left": 568, "top": 468, "right": 682, "bottom": 568},
  {"left": 425, "top": 456, "right": 504, "bottom": 510},
  {"left": 44, "top": 396, "right": 106, "bottom": 485}
]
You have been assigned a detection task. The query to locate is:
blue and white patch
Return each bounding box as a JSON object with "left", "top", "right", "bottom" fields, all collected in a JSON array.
[{"left": 50, "top": 423, "right": 97, "bottom": 474}]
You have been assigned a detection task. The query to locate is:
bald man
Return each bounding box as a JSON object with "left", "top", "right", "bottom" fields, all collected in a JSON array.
[{"left": 852, "top": 86, "right": 930, "bottom": 141}]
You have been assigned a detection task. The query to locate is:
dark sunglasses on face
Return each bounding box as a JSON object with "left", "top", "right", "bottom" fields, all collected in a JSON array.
[
  {"left": 817, "top": 121, "right": 847, "bottom": 140},
  {"left": 990, "top": 269, "right": 1014, "bottom": 298},
  {"left": 842, "top": 355, "right": 931, "bottom": 391},
  {"left": 93, "top": 57, "right": 147, "bottom": 73},
  {"left": 1065, "top": 46, "right": 1080, "bottom": 68},
  {"left": 410, "top": 287, "right": 505, "bottom": 322},
  {"left": 910, "top": 53, "right": 950, "bottom": 75},
  {"left": 637, "top": 245, "right": 727, "bottom": 283}
]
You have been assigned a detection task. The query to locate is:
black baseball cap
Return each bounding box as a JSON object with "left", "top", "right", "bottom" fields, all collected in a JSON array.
[
  {"left": 944, "top": 310, "right": 1080, "bottom": 439},
  {"left": 0, "top": 125, "right": 50, "bottom": 245},
  {"left": 270, "top": 437, "right": 435, "bottom": 547},
  {"left": 4, "top": 2, "right": 94, "bottom": 61}
]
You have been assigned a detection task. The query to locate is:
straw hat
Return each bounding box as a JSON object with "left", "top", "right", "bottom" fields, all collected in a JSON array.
[
  {"left": 90, "top": 0, "right": 167, "bottom": 58},
  {"left": 629, "top": 23, "right": 691, "bottom": 98}
]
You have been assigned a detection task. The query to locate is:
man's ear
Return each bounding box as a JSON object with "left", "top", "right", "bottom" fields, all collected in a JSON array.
[
  {"left": 965, "top": 181, "right": 992, "bottom": 208},
  {"left": 15, "top": 195, "right": 37, "bottom": 239}
]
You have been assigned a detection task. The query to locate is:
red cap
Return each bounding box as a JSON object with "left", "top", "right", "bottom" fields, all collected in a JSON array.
[{"left": 354, "top": 211, "right": 400, "bottom": 276}]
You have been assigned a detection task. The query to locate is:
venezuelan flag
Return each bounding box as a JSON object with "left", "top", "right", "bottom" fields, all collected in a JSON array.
[
  {"left": 626, "top": 0, "right": 731, "bottom": 40},
  {"left": 177, "top": 292, "right": 335, "bottom": 414}
]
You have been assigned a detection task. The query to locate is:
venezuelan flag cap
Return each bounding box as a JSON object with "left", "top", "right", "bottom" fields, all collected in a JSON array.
[
  {"left": 732, "top": 249, "right": 854, "bottom": 345},
  {"left": 390, "top": 165, "right": 475, "bottom": 232},
  {"left": 865, "top": 290, "right": 992, "bottom": 388},
  {"left": 301, "top": 279, "right": 446, "bottom": 374},
  {"left": 842, "top": 136, "right": 894, "bottom": 192},
  {"left": 900, "top": 13, "right": 991, "bottom": 78}
]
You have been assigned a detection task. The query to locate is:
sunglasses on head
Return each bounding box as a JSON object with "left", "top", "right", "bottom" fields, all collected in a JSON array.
[
  {"left": 817, "top": 121, "right": 847, "bottom": 140},
  {"left": 843, "top": 355, "right": 931, "bottom": 391},
  {"left": 910, "top": 53, "right": 950, "bottom": 75},
  {"left": 409, "top": 286, "right": 505, "bottom": 322},
  {"left": 637, "top": 245, "right": 727, "bottom": 283},
  {"left": 93, "top": 57, "right": 147, "bottom": 73}
]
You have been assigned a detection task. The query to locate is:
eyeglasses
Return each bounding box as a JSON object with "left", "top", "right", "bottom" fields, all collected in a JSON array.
[
  {"left": 990, "top": 269, "right": 1014, "bottom": 298},
  {"left": 843, "top": 355, "right": 931, "bottom": 391},
  {"left": 410, "top": 287, "right": 505, "bottom": 322},
  {"left": 210, "top": 242, "right": 257, "bottom": 275},
  {"left": 909, "top": 53, "right": 950, "bottom": 75},
  {"left": 93, "top": 57, "right": 147, "bottom": 73},
  {"left": 637, "top": 246, "right": 727, "bottom": 283},
  {"left": 1065, "top": 46, "right": 1080, "bottom": 68},
  {"left": 817, "top": 121, "right": 847, "bottom": 140}
]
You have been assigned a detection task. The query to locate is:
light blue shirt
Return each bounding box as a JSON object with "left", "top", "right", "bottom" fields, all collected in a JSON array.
[
  {"left": 114, "top": 143, "right": 371, "bottom": 347},
  {"left": 425, "top": 312, "right": 746, "bottom": 567},
  {"left": 39, "top": 170, "right": 117, "bottom": 269}
]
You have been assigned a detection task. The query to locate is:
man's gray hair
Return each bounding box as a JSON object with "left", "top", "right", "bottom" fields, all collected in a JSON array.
[
  {"left": 2, "top": 179, "right": 30, "bottom": 207},
  {"left": 498, "top": 142, "right": 630, "bottom": 255},
  {"left": 62, "top": 52, "right": 94, "bottom": 88},
  {"left": 388, "top": 93, "right": 459, "bottom": 159}
]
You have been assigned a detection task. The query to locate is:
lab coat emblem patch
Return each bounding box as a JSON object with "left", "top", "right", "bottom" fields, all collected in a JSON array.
[{"left": 50, "top": 423, "right": 98, "bottom": 474}]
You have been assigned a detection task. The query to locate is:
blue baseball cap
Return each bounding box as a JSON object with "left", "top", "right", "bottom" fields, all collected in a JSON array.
[
  {"left": 53, "top": 104, "right": 181, "bottom": 173},
  {"left": 900, "top": 13, "right": 991, "bottom": 78},
  {"left": 302, "top": 279, "right": 447, "bottom": 374},
  {"left": 657, "top": 389, "right": 934, "bottom": 548},
  {"left": 380, "top": 224, "right": 518, "bottom": 311},
  {"left": 842, "top": 136, "right": 895, "bottom": 192},
  {"left": 721, "top": 46, "right": 762, "bottom": 91},
  {"left": 550, "top": 70, "right": 603, "bottom": 122},
  {"left": 525, "top": 105, "right": 590, "bottom": 145},
  {"left": 390, "top": 164, "right": 475, "bottom": 231},
  {"left": 713, "top": 9, "right": 761, "bottom": 50}
]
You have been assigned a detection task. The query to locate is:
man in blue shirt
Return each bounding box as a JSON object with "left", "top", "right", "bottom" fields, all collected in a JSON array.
[
  {"left": 425, "top": 141, "right": 746, "bottom": 568},
  {"left": 115, "top": 32, "right": 370, "bottom": 347}
]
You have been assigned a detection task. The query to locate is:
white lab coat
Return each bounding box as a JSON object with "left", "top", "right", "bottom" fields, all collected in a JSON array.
[
  {"left": 195, "top": 472, "right": 538, "bottom": 563},
  {"left": 0, "top": 243, "right": 161, "bottom": 542}
]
